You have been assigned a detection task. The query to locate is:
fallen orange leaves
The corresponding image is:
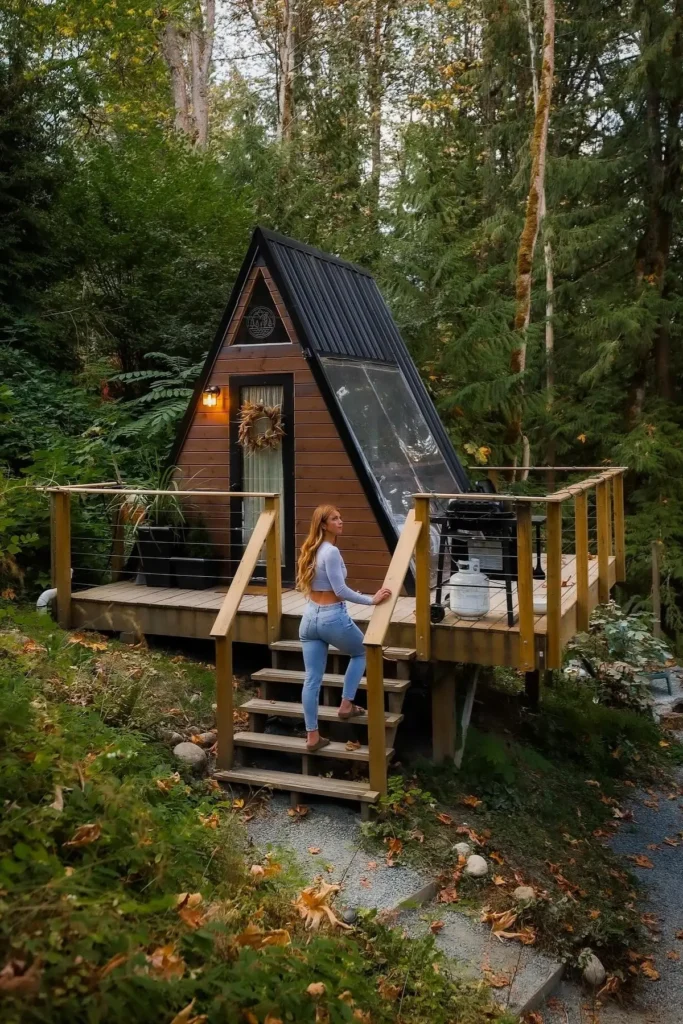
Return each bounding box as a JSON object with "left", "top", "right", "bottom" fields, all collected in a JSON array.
[
  {"left": 63, "top": 823, "right": 101, "bottom": 847},
  {"left": 146, "top": 944, "right": 185, "bottom": 980},
  {"left": 293, "top": 881, "right": 350, "bottom": 931},
  {"left": 234, "top": 923, "right": 291, "bottom": 950}
]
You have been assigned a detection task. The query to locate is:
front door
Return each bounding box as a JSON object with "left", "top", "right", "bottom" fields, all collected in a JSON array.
[{"left": 229, "top": 374, "right": 295, "bottom": 584}]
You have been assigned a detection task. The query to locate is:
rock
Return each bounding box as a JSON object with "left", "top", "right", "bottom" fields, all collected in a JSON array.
[
  {"left": 193, "top": 731, "right": 217, "bottom": 748},
  {"left": 465, "top": 854, "right": 488, "bottom": 878},
  {"left": 659, "top": 712, "right": 683, "bottom": 731},
  {"left": 168, "top": 731, "right": 184, "bottom": 746},
  {"left": 341, "top": 908, "right": 357, "bottom": 925},
  {"left": 582, "top": 953, "right": 606, "bottom": 988},
  {"left": 188, "top": 693, "right": 201, "bottom": 704},
  {"left": 173, "top": 742, "right": 207, "bottom": 772},
  {"left": 513, "top": 885, "right": 536, "bottom": 903},
  {"left": 454, "top": 842, "right": 472, "bottom": 858}
]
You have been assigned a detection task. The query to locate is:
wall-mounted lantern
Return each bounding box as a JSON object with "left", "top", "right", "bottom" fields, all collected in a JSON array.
[{"left": 202, "top": 385, "right": 221, "bottom": 409}]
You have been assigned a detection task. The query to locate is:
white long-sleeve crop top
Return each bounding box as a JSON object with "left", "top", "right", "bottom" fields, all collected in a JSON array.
[{"left": 311, "top": 541, "right": 374, "bottom": 605}]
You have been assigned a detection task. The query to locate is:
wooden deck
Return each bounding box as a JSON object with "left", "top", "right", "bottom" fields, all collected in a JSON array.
[{"left": 70, "top": 553, "right": 615, "bottom": 669}]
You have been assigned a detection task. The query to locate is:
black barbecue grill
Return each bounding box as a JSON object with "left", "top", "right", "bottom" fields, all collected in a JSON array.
[{"left": 431, "top": 486, "right": 546, "bottom": 627}]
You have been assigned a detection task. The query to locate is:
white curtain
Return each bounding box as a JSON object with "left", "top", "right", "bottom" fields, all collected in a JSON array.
[{"left": 240, "top": 385, "right": 285, "bottom": 561}]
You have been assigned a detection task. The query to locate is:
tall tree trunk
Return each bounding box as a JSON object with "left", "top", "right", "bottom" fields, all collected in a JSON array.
[
  {"left": 367, "top": 1, "right": 384, "bottom": 217},
  {"left": 160, "top": 0, "right": 215, "bottom": 148},
  {"left": 277, "top": 0, "right": 296, "bottom": 142},
  {"left": 508, "top": 0, "right": 555, "bottom": 468}
]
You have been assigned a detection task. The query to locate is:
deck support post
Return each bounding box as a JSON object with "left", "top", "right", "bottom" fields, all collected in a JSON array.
[
  {"left": 414, "top": 495, "right": 431, "bottom": 662},
  {"left": 432, "top": 664, "right": 457, "bottom": 764},
  {"left": 596, "top": 481, "right": 610, "bottom": 604},
  {"left": 215, "top": 633, "right": 234, "bottom": 770},
  {"left": 524, "top": 670, "right": 540, "bottom": 708},
  {"left": 264, "top": 495, "right": 282, "bottom": 644},
  {"left": 366, "top": 644, "right": 387, "bottom": 795},
  {"left": 574, "top": 490, "right": 590, "bottom": 633},
  {"left": 613, "top": 472, "right": 626, "bottom": 582},
  {"left": 546, "top": 502, "right": 563, "bottom": 670},
  {"left": 515, "top": 504, "right": 536, "bottom": 672},
  {"left": 52, "top": 491, "right": 71, "bottom": 630}
]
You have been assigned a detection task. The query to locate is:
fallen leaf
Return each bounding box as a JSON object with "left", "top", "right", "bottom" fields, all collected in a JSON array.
[
  {"left": 294, "top": 881, "right": 351, "bottom": 931},
  {"left": 345, "top": 740, "right": 361, "bottom": 751},
  {"left": 49, "top": 785, "right": 64, "bottom": 812},
  {"left": 663, "top": 837, "right": 680, "bottom": 847},
  {"left": 588, "top": 909, "right": 601, "bottom": 920},
  {"left": 409, "top": 828, "right": 425, "bottom": 843},
  {"left": 492, "top": 875, "right": 506, "bottom": 886},
  {"left": 436, "top": 812, "right": 454, "bottom": 826},
  {"left": 287, "top": 804, "right": 310, "bottom": 819},
  {"left": 628, "top": 854, "right": 654, "bottom": 869},
  {"left": 481, "top": 907, "right": 518, "bottom": 934},
  {"left": 156, "top": 772, "right": 181, "bottom": 793},
  {"left": 585, "top": 780, "right": 600, "bottom": 787},
  {"left": 367, "top": 861, "right": 378, "bottom": 870},
  {"left": 352, "top": 1011, "right": 372, "bottom": 1023},
  {"left": 460, "top": 795, "right": 482, "bottom": 809},
  {"left": 63, "top": 822, "right": 101, "bottom": 847},
  {"left": 378, "top": 977, "right": 402, "bottom": 999},
  {"left": 666, "top": 951, "right": 680, "bottom": 961},
  {"left": 170, "top": 999, "right": 208, "bottom": 1024},
  {"left": 676, "top": 930, "right": 683, "bottom": 940},
  {"left": 640, "top": 961, "right": 660, "bottom": 980},
  {"left": 235, "top": 923, "right": 291, "bottom": 950},
  {"left": 659, "top": 740, "right": 670, "bottom": 748},
  {"left": 384, "top": 837, "right": 403, "bottom": 864},
  {"left": 146, "top": 944, "right": 185, "bottom": 980},
  {"left": 489, "top": 850, "right": 504, "bottom": 865},
  {"left": 176, "top": 893, "right": 205, "bottom": 930},
  {"left": 647, "top": 844, "right": 661, "bottom": 851},
  {"left": 99, "top": 952, "right": 128, "bottom": 978},
  {"left": 199, "top": 812, "right": 219, "bottom": 830},
  {"left": 22, "top": 639, "right": 46, "bottom": 655},
  {"left": 430, "top": 920, "right": 445, "bottom": 933},
  {"left": 437, "top": 886, "right": 459, "bottom": 904},
  {"left": 307, "top": 982, "right": 326, "bottom": 998},
  {"left": 308, "top": 847, "right": 321, "bottom": 855},
  {"left": 523, "top": 1013, "right": 543, "bottom": 1024},
  {"left": 484, "top": 969, "right": 510, "bottom": 989},
  {"left": 249, "top": 859, "right": 281, "bottom": 884},
  {"left": 67, "top": 632, "right": 108, "bottom": 651},
  {"left": 0, "top": 959, "right": 42, "bottom": 995},
  {"left": 264, "top": 1015, "right": 284, "bottom": 1024}
]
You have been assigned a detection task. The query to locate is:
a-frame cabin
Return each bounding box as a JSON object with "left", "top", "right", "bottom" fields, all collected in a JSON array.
[
  {"left": 61, "top": 228, "right": 625, "bottom": 812},
  {"left": 170, "top": 227, "right": 469, "bottom": 591}
]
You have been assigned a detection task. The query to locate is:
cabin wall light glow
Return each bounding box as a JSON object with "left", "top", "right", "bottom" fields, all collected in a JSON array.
[{"left": 202, "top": 385, "right": 221, "bottom": 409}]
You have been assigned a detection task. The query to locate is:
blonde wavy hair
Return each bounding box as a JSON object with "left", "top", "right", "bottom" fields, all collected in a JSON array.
[{"left": 296, "top": 504, "right": 339, "bottom": 595}]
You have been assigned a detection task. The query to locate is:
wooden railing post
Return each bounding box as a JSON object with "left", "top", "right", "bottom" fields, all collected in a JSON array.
[
  {"left": 596, "top": 480, "right": 610, "bottom": 604},
  {"left": 365, "top": 644, "right": 387, "bottom": 795},
  {"left": 574, "top": 490, "right": 590, "bottom": 632},
  {"left": 546, "top": 500, "right": 563, "bottom": 669},
  {"left": 414, "top": 495, "right": 431, "bottom": 661},
  {"left": 215, "top": 633, "right": 234, "bottom": 770},
  {"left": 51, "top": 491, "right": 71, "bottom": 629},
  {"left": 110, "top": 498, "right": 126, "bottom": 583},
  {"left": 264, "top": 495, "right": 282, "bottom": 644},
  {"left": 515, "top": 504, "right": 536, "bottom": 672},
  {"left": 613, "top": 471, "right": 626, "bottom": 582}
]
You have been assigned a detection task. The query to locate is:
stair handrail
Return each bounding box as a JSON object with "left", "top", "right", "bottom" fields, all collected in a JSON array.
[
  {"left": 363, "top": 509, "right": 422, "bottom": 795},
  {"left": 210, "top": 496, "right": 282, "bottom": 769}
]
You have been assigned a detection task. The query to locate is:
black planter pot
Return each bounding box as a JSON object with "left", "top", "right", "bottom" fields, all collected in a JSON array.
[
  {"left": 136, "top": 525, "right": 175, "bottom": 587},
  {"left": 170, "top": 556, "right": 218, "bottom": 590}
]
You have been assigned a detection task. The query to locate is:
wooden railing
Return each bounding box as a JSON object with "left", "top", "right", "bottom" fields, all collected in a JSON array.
[
  {"left": 43, "top": 485, "right": 283, "bottom": 773},
  {"left": 363, "top": 509, "right": 422, "bottom": 794},
  {"left": 210, "top": 495, "right": 281, "bottom": 770},
  {"left": 411, "top": 466, "right": 626, "bottom": 674}
]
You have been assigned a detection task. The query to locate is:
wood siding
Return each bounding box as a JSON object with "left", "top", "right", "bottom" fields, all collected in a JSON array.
[{"left": 175, "top": 271, "right": 391, "bottom": 591}]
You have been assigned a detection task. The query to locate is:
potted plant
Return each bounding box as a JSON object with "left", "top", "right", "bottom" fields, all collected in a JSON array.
[
  {"left": 170, "top": 517, "right": 218, "bottom": 590},
  {"left": 116, "top": 468, "right": 185, "bottom": 588}
]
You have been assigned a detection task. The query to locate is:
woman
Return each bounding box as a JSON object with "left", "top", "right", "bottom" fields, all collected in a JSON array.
[{"left": 296, "top": 505, "right": 392, "bottom": 753}]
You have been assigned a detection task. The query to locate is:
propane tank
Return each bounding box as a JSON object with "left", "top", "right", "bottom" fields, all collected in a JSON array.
[{"left": 447, "top": 558, "right": 490, "bottom": 618}]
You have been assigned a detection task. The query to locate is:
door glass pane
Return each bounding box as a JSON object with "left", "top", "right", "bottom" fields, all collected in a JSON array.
[{"left": 240, "top": 385, "right": 285, "bottom": 561}]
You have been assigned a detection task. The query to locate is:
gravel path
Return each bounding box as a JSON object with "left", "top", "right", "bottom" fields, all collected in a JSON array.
[{"left": 543, "top": 762, "right": 683, "bottom": 1024}]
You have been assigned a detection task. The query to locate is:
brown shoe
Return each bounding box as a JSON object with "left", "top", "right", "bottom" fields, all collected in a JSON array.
[
  {"left": 338, "top": 704, "right": 365, "bottom": 720},
  {"left": 306, "top": 736, "right": 331, "bottom": 753}
]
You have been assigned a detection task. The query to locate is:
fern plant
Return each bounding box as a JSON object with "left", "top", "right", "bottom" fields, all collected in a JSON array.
[{"left": 110, "top": 351, "right": 206, "bottom": 443}]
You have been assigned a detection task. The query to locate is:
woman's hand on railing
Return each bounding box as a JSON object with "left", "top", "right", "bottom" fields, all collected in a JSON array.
[{"left": 372, "top": 587, "right": 392, "bottom": 605}]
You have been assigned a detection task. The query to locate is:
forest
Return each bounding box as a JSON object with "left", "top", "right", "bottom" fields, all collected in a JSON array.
[{"left": 1, "top": 0, "right": 682, "bottom": 643}]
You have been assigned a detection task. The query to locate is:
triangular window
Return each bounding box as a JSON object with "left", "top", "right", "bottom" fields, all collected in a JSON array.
[{"left": 233, "top": 275, "right": 290, "bottom": 346}]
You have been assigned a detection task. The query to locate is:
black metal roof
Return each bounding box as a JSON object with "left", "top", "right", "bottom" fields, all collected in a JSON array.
[
  {"left": 170, "top": 228, "right": 469, "bottom": 529},
  {"left": 257, "top": 229, "right": 469, "bottom": 490}
]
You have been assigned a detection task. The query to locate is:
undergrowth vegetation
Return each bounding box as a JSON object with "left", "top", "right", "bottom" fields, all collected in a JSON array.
[{"left": 0, "top": 605, "right": 512, "bottom": 1024}]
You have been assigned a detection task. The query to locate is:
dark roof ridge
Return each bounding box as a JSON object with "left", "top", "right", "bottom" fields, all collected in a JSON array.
[{"left": 256, "top": 226, "right": 374, "bottom": 279}]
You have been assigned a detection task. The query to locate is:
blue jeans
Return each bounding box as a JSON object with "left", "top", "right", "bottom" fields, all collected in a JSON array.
[{"left": 299, "top": 601, "right": 366, "bottom": 731}]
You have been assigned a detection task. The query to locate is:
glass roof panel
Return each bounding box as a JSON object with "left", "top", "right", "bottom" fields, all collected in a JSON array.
[{"left": 319, "top": 357, "right": 460, "bottom": 531}]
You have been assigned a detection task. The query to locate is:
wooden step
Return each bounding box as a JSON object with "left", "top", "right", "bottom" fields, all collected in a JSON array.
[
  {"left": 252, "top": 667, "right": 410, "bottom": 694},
  {"left": 240, "top": 698, "right": 402, "bottom": 728},
  {"left": 233, "top": 731, "right": 393, "bottom": 762},
  {"left": 269, "top": 640, "right": 416, "bottom": 662},
  {"left": 214, "top": 766, "right": 379, "bottom": 804}
]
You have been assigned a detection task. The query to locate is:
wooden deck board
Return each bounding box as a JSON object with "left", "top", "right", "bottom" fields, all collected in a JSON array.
[{"left": 70, "top": 554, "right": 616, "bottom": 669}]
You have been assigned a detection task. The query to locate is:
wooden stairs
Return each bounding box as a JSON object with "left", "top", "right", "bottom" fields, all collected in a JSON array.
[{"left": 214, "top": 640, "right": 415, "bottom": 817}]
